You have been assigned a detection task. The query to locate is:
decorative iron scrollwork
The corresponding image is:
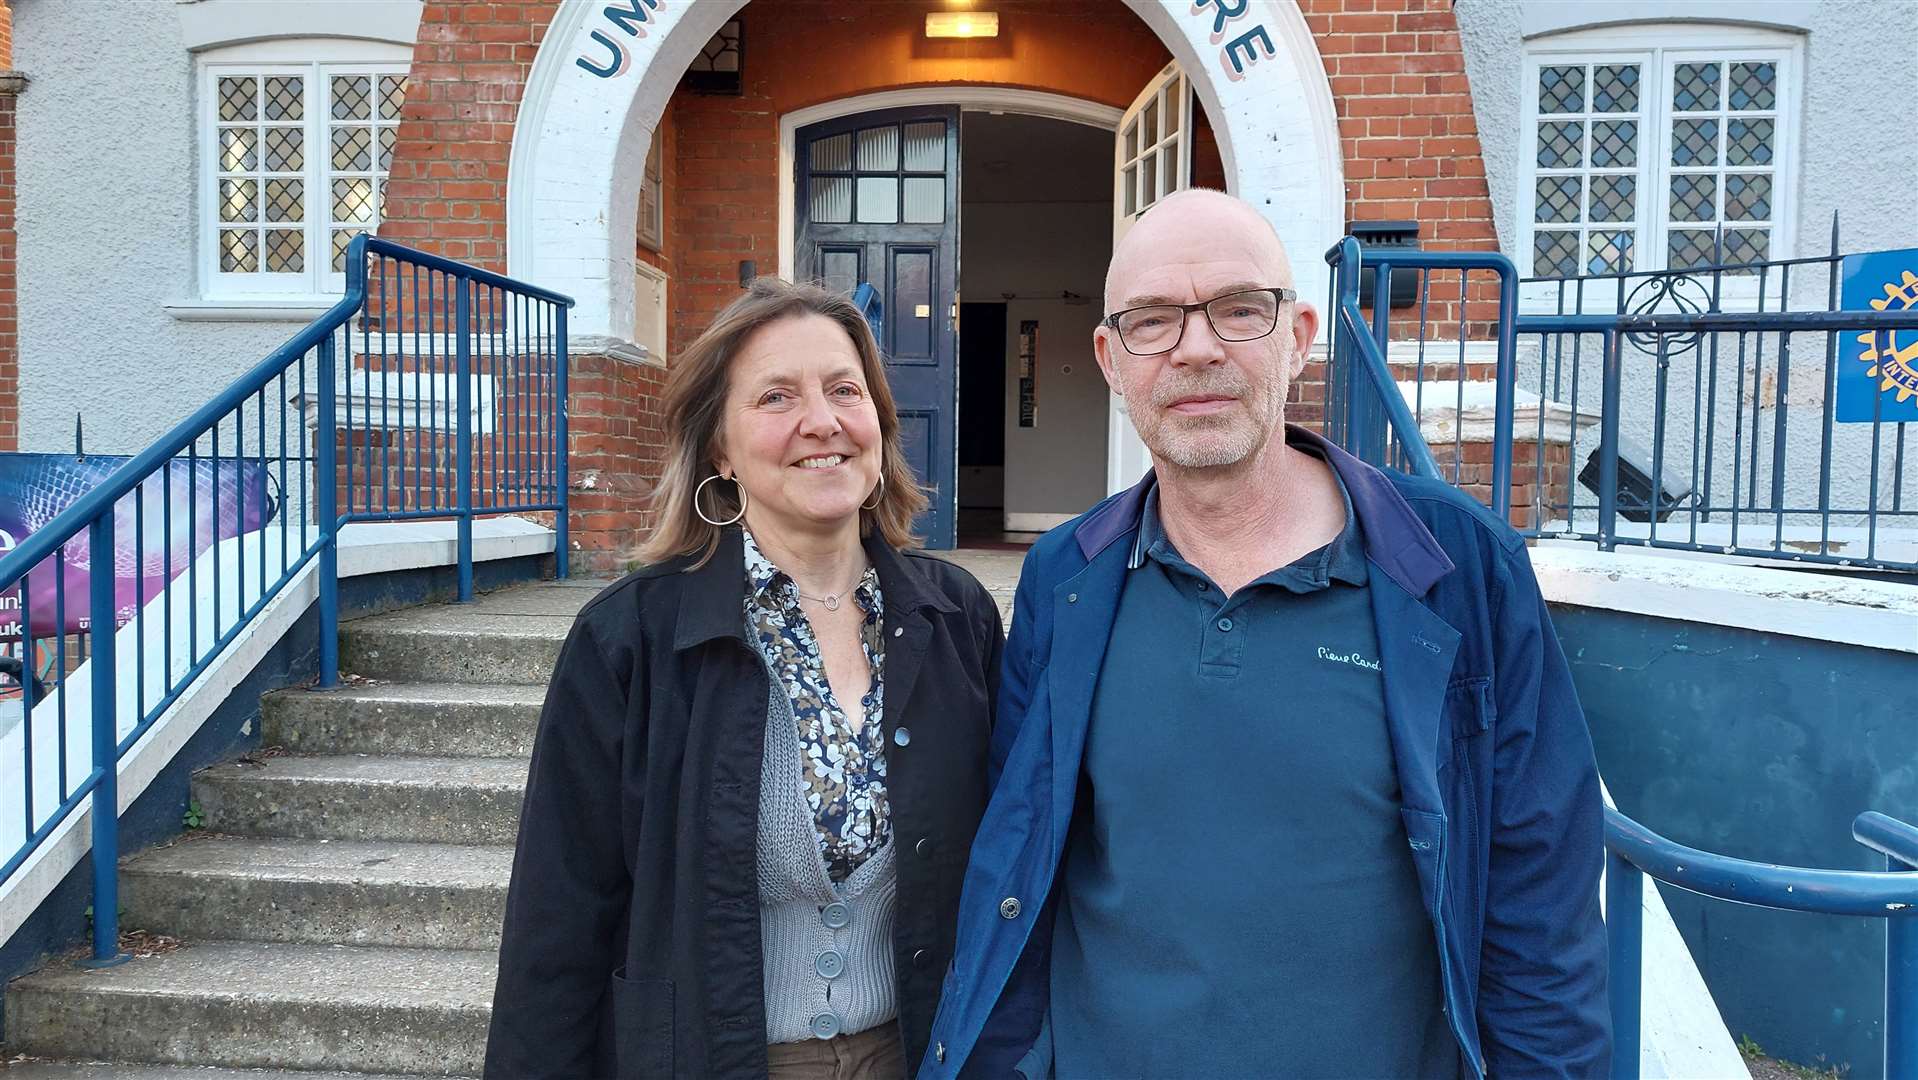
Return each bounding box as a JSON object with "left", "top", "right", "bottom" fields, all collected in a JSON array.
[{"left": 1624, "top": 271, "right": 1715, "bottom": 357}]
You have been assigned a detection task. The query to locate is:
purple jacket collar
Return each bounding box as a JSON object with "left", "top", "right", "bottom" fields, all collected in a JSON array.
[{"left": 1073, "top": 425, "right": 1457, "bottom": 597}]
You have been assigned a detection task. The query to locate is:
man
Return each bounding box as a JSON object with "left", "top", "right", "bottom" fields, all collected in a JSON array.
[{"left": 919, "top": 190, "right": 1608, "bottom": 1079}]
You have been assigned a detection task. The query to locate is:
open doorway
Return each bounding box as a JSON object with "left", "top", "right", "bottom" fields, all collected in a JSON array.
[{"left": 956, "top": 112, "right": 1115, "bottom": 546}]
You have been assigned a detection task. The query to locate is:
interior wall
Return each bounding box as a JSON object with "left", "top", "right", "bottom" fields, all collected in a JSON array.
[
  {"left": 661, "top": 0, "right": 1182, "bottom": 360},
  {"left": 958, "top": 114, "right": 1113, "bottom": 530}
]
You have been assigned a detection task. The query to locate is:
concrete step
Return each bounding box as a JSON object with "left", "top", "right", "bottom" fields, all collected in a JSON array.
[
  {"left": 262, "top": 682, "right": 544, "bottom": 759},
  {"left": 121, "top": 834, "right": 512, "bottom": 950},
  {"left": 0, "top": 1063, "right": 473, "bottom": 1079},
  {"left": 338, "top": 582, "right": 593, "bottom": 686},
  {"left": 2, "top": 940, "right": 495, "bottom": 1076},
  {"left": 193, "top": 755, "right": 526, "bottom": 845}
]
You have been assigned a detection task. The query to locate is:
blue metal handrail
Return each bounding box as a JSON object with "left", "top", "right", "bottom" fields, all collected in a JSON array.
[
  {"left": 0, "top": 234, "right": 573, "bottom": 965},
  {"left": 1322, "top": 237, "right": 1519, "bottom": 491},
  {"left": 1329, "top": 231, "right": 1916, "bottom": 572},
  {"left": 1324, "top": 235, "right": 1918, "bottom": 1077},
  {"left": 1605, "top": 806, "right": 1918, "bottom": 1080}
]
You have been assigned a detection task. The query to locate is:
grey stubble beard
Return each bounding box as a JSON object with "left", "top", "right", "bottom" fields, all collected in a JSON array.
[{"left": 1116, "top": 354, "right": 1287, "bottom": 470}]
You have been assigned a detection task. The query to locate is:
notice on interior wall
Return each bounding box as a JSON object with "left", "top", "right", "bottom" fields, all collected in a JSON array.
[{"left": 1018, "top": 320, "right": 1039, "bottom": 428}]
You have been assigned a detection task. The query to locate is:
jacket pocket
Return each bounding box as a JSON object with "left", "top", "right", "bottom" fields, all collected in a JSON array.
[
  {"left": 1444, "top": 675, "right": 1495, "bottom": 738},
  {"left": 609, "top": 968, "right": 674, "bottom": 1079}
]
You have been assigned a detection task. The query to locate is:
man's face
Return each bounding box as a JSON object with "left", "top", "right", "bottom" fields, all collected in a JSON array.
[{"left": 1094, "top": 200, "right": 1317, "bottom": 471}]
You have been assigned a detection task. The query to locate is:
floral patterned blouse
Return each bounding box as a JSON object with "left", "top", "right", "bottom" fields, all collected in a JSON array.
[{"left": 742, "top": 529, "right": 889, "bottom": 882}]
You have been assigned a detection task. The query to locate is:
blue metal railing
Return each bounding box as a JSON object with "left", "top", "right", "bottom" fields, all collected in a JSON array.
[
  {"left": 0, "top": 234, "right": 572, "bottom": 964},
  {"left": 1327, "top": 230, "right": 1917, "bottom": 571},
  {"left": 1327, "top": 233, "right": 1918, "bottom": 1078},
  {"left": 1605, "top": 808, "right": 1918, "bottom": 1080}
]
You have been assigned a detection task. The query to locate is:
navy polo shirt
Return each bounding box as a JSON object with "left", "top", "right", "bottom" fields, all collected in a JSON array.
[{"left": 1048, "top": 449, "right": 1458, "bottom": 1079}]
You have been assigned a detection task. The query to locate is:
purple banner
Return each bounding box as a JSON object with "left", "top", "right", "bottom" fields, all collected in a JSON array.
[{"left": 0, "top": 455, "right": 276, "bottom": 641}]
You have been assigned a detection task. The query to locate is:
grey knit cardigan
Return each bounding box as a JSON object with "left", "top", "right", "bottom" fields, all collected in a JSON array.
[{"left": 756, "top": 686, "right": 899, "bottom": 1046}]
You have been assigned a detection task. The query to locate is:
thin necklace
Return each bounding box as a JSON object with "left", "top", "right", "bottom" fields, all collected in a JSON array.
[{"left": 795, "top": 570, "right": 865, "bottom": 612}]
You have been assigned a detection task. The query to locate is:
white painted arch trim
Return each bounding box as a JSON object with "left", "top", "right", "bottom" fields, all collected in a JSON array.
[
  {"left": 776, "top": 88, "right": 1125, "bottom": 283},
  {"left": 506, "top": 0, "right": 1344, "bottom": 345}
]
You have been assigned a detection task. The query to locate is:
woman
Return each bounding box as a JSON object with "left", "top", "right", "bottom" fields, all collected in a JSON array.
[{"left": 485, "top": 278, "right": 1002, "bottom": 1080}]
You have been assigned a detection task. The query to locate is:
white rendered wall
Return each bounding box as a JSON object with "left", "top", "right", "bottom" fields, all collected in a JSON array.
[
  {"left": 11, "top": 0, "right": 421, "bottom": 456},
  {"left": 960, "top": 201, "right": 1113, "bottom": 530}
]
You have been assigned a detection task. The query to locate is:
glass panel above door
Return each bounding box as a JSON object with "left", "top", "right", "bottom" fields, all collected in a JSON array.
[
  {"left": 903, "top": 177, "right": 944, "bottom": 224},
  {"left": 858, "top": 126, "right": 899, "bottom": 172},
  {"left": 903, "top": 122, "right": 945, "bottom": 172},
  {"left": 856, "top": 177, "right": 898, "bottom": 223},
  {"left": 812, "top": 132, "right": 852, "bottom": 172}
]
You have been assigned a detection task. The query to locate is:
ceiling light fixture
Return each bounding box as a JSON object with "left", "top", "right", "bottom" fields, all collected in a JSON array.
[{"left": 925, "top": 11, "right": 998, "bottom": 38}]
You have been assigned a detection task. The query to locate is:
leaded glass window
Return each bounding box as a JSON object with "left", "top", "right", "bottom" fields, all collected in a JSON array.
[
  {"left": 204, "top": 60, "right": 407, "bottom": 295},
  {"left": 1523, "top": 45, "right": 1792, "bottom": 280},
  {"left": 1529, "top": 61, "right": 1643, "bottom": 276},
  {"left": 1665, "top": 58, "right": 1780, "bottom": 275},
  {"left": 215, "top": 75, "right": 306, "bottom": 274}
]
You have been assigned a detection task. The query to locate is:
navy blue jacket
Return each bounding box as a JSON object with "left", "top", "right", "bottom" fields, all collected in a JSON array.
[{"left": 919, "top": 429, "right": 1610, "bottom": 1079}]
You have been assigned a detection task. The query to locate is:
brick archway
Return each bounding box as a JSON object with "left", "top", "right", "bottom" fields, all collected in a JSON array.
[{"left": 504, "top": 0, "right": 1344, "bottom": 348}]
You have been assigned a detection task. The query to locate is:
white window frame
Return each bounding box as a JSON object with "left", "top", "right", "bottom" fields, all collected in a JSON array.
[
  {"left": 197, "top": 40, "right": 411, "bottom": 302},
  {"left": 1517, "top": 24, "right": 1804, "bottom": 311}
]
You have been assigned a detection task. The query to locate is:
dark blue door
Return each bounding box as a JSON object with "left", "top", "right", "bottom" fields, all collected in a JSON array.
[{"left": 797, "top": 107, "right": 960, "bottom": 549}]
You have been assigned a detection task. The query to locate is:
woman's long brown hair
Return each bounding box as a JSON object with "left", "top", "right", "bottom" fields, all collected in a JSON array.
[{"left": 632, "top": 277, "right": 928, "bottom": 568}]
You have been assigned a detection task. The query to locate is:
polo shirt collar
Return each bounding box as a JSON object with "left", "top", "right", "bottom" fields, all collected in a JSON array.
[
  {"left": 1082, "top": 424, "right": 1455, "bottom": 597},
  {"left": 1128, "top": 449, "right": 1367, "bottom": 589}
]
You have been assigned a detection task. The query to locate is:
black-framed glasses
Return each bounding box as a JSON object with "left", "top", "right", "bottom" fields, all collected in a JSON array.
[{"left": 1102, "top": 287, "right": 1297, "bottom": 356}]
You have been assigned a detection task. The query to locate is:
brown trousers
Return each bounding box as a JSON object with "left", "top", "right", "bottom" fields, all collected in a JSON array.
[{"left": 765, "top": 1022, "right": 908, "bottom": 1080}]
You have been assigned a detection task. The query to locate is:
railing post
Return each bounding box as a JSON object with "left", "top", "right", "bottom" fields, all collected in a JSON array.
[
  {"left": 1607, "top": 849, "right": 1643, "bottom": 1080},
  {"left": 554, "top": 303, "right": 570, "bottom": 580},
  {"left": 1887, "top": 876, "right": 1918, "bottom": 1080},
  {"left": 455, "top": 276, "right": 475, "bottom": 604},
  {"left": 1598, "top": 328, "right": 1623, "bottom": 552},
  {"left": 316, "top": 331, "right": 340, "bottom": 689},
  {"left": 1360, "top": 260, "right": 1393, "bottom": 467},
  {"left": 1490, "top": 264, "right": 1519, "bottom": 521},
  {"left": 81, "top": 514, "right": 129, "bottom": 969}
]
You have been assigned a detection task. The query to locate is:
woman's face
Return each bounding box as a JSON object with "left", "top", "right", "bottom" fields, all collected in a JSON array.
[{"left": 715, "top": 313, "right": 884, "bottom": 538}]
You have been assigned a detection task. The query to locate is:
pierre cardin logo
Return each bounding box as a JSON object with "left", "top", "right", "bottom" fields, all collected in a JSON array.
[{"left": 1317, "top": 646, "right": 1381, "bottom": 672}]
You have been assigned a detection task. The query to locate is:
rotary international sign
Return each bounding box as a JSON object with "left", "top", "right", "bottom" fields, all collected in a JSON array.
[{"left": 1838, "top": 249, "right": 1918, "bottom": 423}]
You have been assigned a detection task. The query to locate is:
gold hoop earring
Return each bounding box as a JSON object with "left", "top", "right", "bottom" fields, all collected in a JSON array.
[
  {"left": 694, "top": 473, "right": 747, "bottom": 526},
  {"left": 861, "top": 474, "right": 885, "bottom": 511}
]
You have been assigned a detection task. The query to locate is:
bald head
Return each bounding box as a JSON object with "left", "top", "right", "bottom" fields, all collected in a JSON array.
[{"left": 1104, "top": 189, "right": 1295, "bottom": 312}]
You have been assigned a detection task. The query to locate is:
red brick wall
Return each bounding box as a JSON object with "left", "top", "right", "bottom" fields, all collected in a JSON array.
[
  {"left": 1309, "top": 0, "right": 1494, "bottom": 250},
  {"left": 0, "top": 2, "right": 19, "bottom": 453},
  {"left": 376, "top": 0, "right": 1505, "bottom": 562},
  {"left": 380, "top": 0, "right": 1501, "bottom": 324},
  {"left": 1431, "top": 438, "right": 1574, "bottom": 531},
  {"left": 1287, "top": 0, "right": 1500, "bottom": 434},
  {"left": 566, "top": 352, "right": 667, "bottom": 568},
  {"left": 379, "top": 1, "right": 560, "bottom": 269}
]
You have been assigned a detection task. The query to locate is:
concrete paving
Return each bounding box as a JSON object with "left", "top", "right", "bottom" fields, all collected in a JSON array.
[
  {"left": 263, "top": 681, "right": 544, "bottom": 758},
  {"left": 2, "top": 1065, "right": 473, "bottom": 1080},
  {"left": 932, "top": 548, "right": 1025, "bottom": 624},
  {"left": 121, "top": 834, "right": 512, "bottom": 949},
  {"left": 6, "top": 941, "right": 496, "bottom": 1075},
  {"left": 3, "top": 560, "right": 1027, "bottom": 1074},
  {"left": 194, "top": 754, "right": 527, "bottom": 845}
]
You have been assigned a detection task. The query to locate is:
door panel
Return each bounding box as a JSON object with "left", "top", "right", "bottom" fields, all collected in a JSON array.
[
  {"left": 798, "top": 107, "right": 960, "bottom": 548},
  {"left": 1108, "top": 63, "right": 1191, "bottom": 495}
]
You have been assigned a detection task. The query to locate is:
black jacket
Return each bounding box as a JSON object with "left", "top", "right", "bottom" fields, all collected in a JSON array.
[{"left": 485, "top": 527, "right": 1003, "bottom": 1079}]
